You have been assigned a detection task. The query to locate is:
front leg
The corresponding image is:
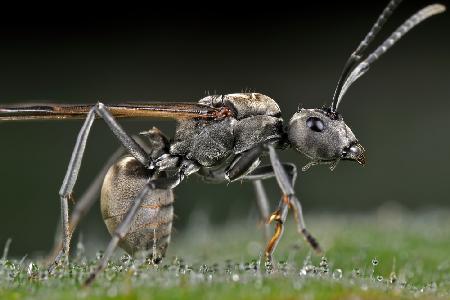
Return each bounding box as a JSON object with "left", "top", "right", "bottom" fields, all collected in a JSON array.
[
  {"left": 266, "top": 145, "right": 322, "bottom": 258},
  {"left": 244, "top": 163, "right": 296, "bottom": 243},
  {"left": 264, "top": 194, "right": 289, "bottom": 260}
]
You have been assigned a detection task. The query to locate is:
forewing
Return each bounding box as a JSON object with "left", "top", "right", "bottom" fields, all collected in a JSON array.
[{"left": 0, "top": 102, "right": 233, "bottom": 121}]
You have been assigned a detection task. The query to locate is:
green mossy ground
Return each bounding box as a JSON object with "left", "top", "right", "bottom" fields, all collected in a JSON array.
[{"left": 1, "top": 210, "right": 449, "bottom": 300}]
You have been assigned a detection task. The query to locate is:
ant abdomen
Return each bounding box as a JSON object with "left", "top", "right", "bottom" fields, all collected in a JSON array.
[{"left": 101, "top": 155, "right": 174, "bottom": 258}]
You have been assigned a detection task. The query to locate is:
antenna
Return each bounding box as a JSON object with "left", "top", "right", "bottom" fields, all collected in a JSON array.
[
  {"left": 335, "top": 4, "right": 446, "bottom": 108},
  {"left": 331, "top": 0, "right": 403, "bottom": 112},
  {"left": 330, "top": 1, "right": 446, "bottom": 112}
]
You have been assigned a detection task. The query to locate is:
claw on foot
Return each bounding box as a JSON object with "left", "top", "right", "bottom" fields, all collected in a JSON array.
[
  {"left": 301, "top": 228, "right": 323, "bottom": 255},
  {"left": 267, "top": 210, "right": 281, "bottom": 224}
]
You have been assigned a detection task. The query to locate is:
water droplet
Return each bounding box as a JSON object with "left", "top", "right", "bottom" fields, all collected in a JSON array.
[
  {"left": 377, "top": 275, "right": 383, "bottom": 282},
  {"left": 120, "top": 254, "right": 132, "bottom": 266},
  {"left": 319, "top": 256, "right": 329, "bottom": 274},
  {"left": 264, "top": 260, "right": 273, "bottom": 274},
  {"left": 27, "top": 262, "right": 39, "bottom": 278},
  {"left": 352, "top": 268, "right": 361, "bottom": 277},
  {"left": 389, "top": 272, "right": 397, "bottom": 284},
  {"left": 372, "top": 258, "right": 379, "bottom": 266},
  {"left": 96, "top": 250, "right": 104, "bottom": 261},
  {"left": 332, "top": 269, "right": 343, "bottom": 279},
  {"left": 299, "top": 264, "right": 314, "bottom": 276},
  {"left": 249, "top": 259, "right": 258, "bottom": 271},
  {"left": 244, "top": 262, "right": 251, "bottom": 271},
  {"left": 199, "top": 264, "right": 208, "bottom": 274},
  {"left": 232, "top": 273, "right": 239, "bottom": 282}
]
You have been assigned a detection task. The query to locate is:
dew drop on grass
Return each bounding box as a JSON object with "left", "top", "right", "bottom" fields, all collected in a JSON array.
[
  {"left": 389, "top": 272, "right": 397, "bottom": 284},
  {"left": 377, "top": 275, "right": 383, "bottom": 282},
  {"left": 372, "top": 258, "right": 379, "bottom": 266},
  {"left": 199, "top": 264, "right": 208, "bottom": 274},
  {"left": 120, "top": 254, "right": 132, "bottom": 266},
  {"left": 319, "top": 257, "right": 329, "bottom": 274},
  {"left": 250, "top": 259, "right": 258, "bottom": 272},
  {"left": 332, "top": 269, "right": 343, "bottom": 279},
  {"left": 299, "top": 264, "right": 314, "bottom": 276},
  {"left": 232, "top": 273, "right": 239, "bottom": 282},
  {"left": 27, "top": 262, "right": 39, "bottom": 278},
  {"left": 352, "top": 268, "right": 361, "bottom": 277},
  {"left": 96, "top": 251, "right": 104, "bottom": 261},
  {"left": 428, "top": 281, "right": 437, "bottom": 292},
  {"left": 264, "top": 260, "right": 273, "bottom": 274}
]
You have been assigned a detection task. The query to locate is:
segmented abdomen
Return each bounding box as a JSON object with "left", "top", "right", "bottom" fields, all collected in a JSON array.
[{"left": 101, "top": 156, "right": 174, "bottom": 258}]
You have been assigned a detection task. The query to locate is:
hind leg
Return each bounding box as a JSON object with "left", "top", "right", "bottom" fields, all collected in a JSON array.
[
  {"left": 56, "top": 103, "right": 151, "bottom": 266},
  {"left": 252, "top": 180, "right": 271, "bottom": 242},
  {"left": 84, "top": 166, "right": 189, "bottom": 286},
  {"left": 47, "top": 147, "right": 126, "bottom": 265}
]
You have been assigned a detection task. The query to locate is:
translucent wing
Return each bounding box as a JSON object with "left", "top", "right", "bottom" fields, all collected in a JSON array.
[{"left": 0, "top": 102, "right": 233, "bottom": 121}]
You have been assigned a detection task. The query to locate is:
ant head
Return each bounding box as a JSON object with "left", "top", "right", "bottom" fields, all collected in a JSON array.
[
  {"left": 289, "top": 2, "right": 445, "bottom": 168},
  {"left": 287, "top": 108, "right": 365, "bottom": 167}
]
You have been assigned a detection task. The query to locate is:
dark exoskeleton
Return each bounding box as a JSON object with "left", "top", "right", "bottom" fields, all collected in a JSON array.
[{"left": 0, "top": 0, "right": 445, "bottom": 286}]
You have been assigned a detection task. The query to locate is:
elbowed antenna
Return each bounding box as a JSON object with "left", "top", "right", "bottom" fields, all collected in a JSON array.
[
  {"left": 331, "top": 0, "right": 403, "bottom": 113},
  {"left": 331, "top": 1, "right": 446, "bottom": 112}
]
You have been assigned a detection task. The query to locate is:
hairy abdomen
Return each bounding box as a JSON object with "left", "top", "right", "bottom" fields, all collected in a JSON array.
[{"left": 101, "top": 156, "right": 174, "bottom": 257}]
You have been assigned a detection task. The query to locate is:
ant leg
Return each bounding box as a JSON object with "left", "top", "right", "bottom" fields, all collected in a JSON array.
[
  {"left": 50, "top": 134, "right": 153, "bottom": 265},
  {"left": 264, "top": 194, "right": 289, "bottom": 260},
  {"left": 84, "top": 172, "right": 185, "bottom": 286},
  {"left": 224, "top": 146, "right": 268, "bottom": 240},
  {"left": 267, "top": 145, "right": 322, "bottom": 256},
  {"left": 57, "top": 103, "right": 151, "bottom": 264},
  {"left": 57, "top": 109, "right": 96, "bottom": 264},
  {"left": 252, "top": 180, "right": 271, "bottom": 242},
  {"left": 243, "top": 163, "right": 297, "bottom": 243},
  {"left": 84, "top": 180, "right": 154, "bottom": 286},
  {"left": 48, "top": 146, "right": 126, "bottom": 265},
  {"left": 243, "top": 163, "right": 297, "bottom": 183},
  {"left": 289, "top": 195, "right": 322, "bottom": 254}
]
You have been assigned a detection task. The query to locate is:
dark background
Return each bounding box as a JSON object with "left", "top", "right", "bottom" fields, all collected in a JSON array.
[{"left": 0, "top": 1, "right": 449, "bottom": 257}]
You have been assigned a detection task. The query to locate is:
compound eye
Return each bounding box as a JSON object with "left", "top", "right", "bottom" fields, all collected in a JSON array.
[{"left": 306, "top": 117, "right": 324, "bottom": 132}]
